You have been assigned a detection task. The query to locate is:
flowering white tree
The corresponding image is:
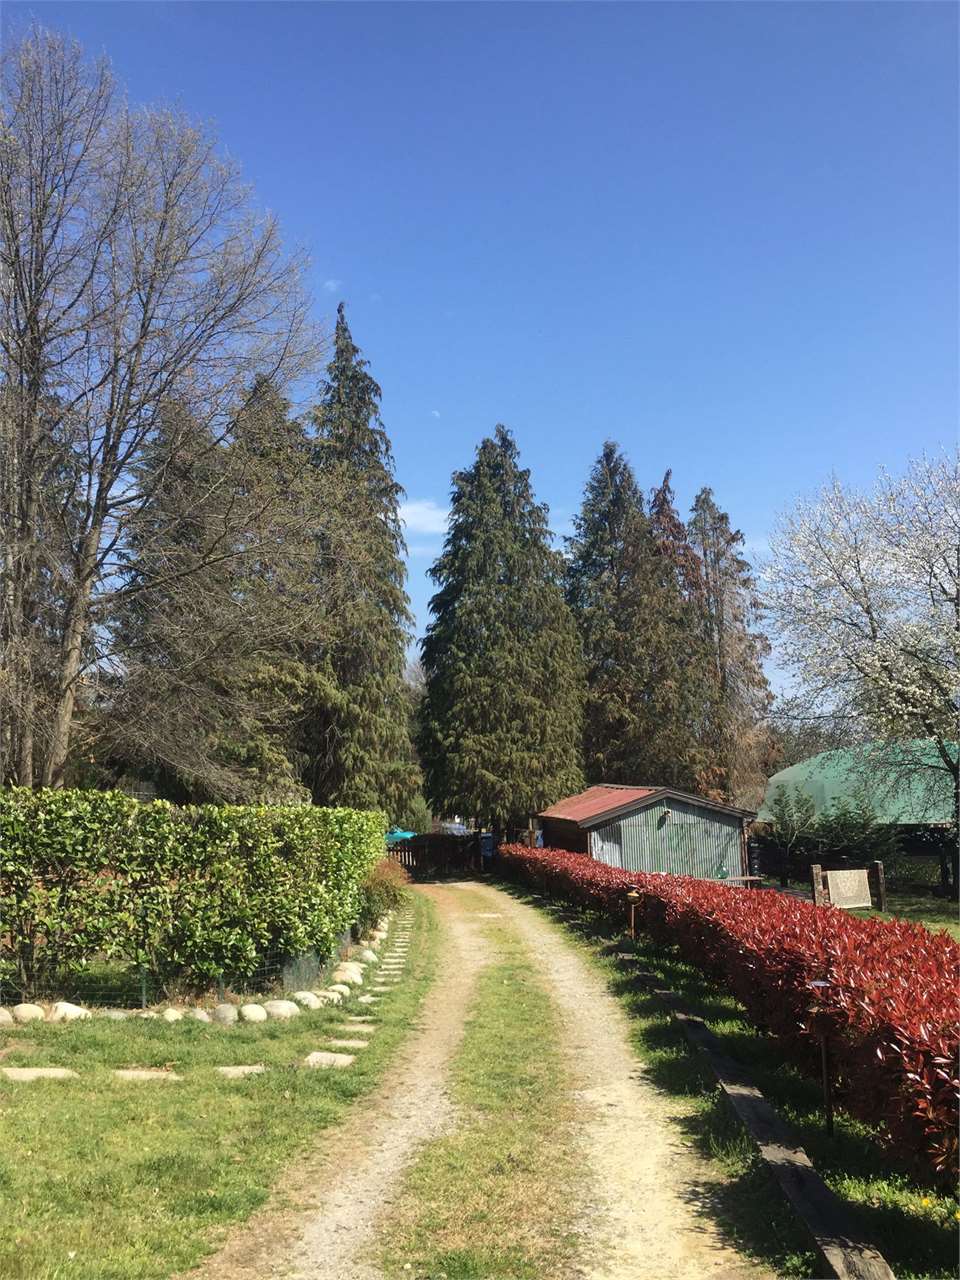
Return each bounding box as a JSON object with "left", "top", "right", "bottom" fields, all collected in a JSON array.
[{"left": 765, "top": 453, "right": 959, "bottom": 889}]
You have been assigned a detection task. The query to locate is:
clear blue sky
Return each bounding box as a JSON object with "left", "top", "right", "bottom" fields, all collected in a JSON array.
[{"left": 6, "top": 1, "right": 958, "bottom": 644}]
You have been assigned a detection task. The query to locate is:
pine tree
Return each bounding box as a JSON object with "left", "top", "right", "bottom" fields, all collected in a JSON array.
[
  {"left": 419, "top": 426, "right": 584, "bottom": 828},
  {"left": 565, "top": 448, "right": 720, "bottom": 793},
  {"left": 688, "top": 487, "right": 772, "bottom": 804},
  {"left": 299, "top": 303, "right": 419, "bottom": 816}
]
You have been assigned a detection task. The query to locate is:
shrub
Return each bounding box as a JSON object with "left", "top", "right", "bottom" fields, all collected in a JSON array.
[
  {"left": 498, "top": 844, "right": 960, "bottom": 1185},
  {"left": 0, "top": 788, "right": 385, "bottom": 994},
  {"left": 356, "top": 858, "right": 410, "bottom": 932}
]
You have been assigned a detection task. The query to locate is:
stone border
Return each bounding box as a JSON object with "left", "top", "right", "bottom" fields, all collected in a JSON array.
[
  {"left": 0, "top": 910, "right": 413, "bottom": 1031},
  {"left": 0, "top": 910, "right": 416, "bottom": 1081}
]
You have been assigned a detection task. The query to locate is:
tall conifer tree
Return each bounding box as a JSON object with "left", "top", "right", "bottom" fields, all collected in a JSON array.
[
  {"left": 688, "top": 487, "right": 772, "bottom": 803},
  {"left": 299, "top": 303, "right": 419, "bottom": 814},
  {"left": 566, "top": 447, "right": 720, "bottom": 792},
  {"left": 419, "top": 426, "right": 584, "bottom": 828}
]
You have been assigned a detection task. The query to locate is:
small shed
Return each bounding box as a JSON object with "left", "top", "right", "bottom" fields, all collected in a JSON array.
[{"left": 538, "top": 784, "right": 755, "bottom": 880}]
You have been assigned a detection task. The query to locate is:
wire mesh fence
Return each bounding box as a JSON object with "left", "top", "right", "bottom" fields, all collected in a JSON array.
[{"left": 1, "top": 929, "right": 357, "bottom": 1012}]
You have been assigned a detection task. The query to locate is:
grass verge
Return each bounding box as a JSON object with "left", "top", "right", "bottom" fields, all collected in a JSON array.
[
  {"left": 0, "top": 893, "right": 438, "bottom": 1280},
  {"left": 376, "top": 891, "right": 579, "bottom": 1280},
  {"left": 500, "top": 885, "right": 958, "bottom": 1280},
  {"left": 852, "top": 889, "right": 960, "bottom": 941}
]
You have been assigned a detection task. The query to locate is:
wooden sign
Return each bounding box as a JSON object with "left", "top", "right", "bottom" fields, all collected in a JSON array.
[{"left": 824, "top": 868, "right": 872, "bottom": 910}]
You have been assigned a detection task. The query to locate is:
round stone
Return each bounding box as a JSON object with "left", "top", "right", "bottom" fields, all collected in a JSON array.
[
  {"left": 358, "top": 949, "right": 379, "bottom": 965},
  {"left": 313, "top": 989, "right": 343, "bottom": 1004},
  {"left": 0, "top": 1008, "right": 14, "bottom": 1026},
  {"left": 262, "top": 999, "right": 300, "bottom": 1020},
  {"left": 97, "top": 1009, "right": 130, "bottom": 1021},
  {"left": 291, "top": 991, "right": 322, "bottom": 1010},
  {"left": 161, "top": 1008, "right": 184, "bottom": 1023},
  {"left": 238, "top": 1004, "right": 268, "bottom": 1023},
  {"left": 328, "top": 983, "right": 352, "bottom": 997},
  {"left": 12, "top": 1003, "right": 45, "bottom": 1024},
  {"left": 211, "top": 1003, "right": 239, "bottom": 1025},
  {"left": 332, "top": 968, "right": 363, "bottom": 986},
  {"left": 184, "top": 1008, "right": 211, "bottom": 1022}
]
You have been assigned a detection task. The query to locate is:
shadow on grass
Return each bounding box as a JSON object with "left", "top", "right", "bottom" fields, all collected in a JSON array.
[{"left": 497, "top": 880, "right": 958, "bottom": 1280}]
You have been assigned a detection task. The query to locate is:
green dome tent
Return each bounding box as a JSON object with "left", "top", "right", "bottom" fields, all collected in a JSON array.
[{"left": 759, "top": 742, "right": 955, "bottom": 827}]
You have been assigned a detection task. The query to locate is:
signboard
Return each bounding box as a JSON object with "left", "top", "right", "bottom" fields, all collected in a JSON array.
[{"left": 825, "top": 868, "right": 872, "bottom": 910}]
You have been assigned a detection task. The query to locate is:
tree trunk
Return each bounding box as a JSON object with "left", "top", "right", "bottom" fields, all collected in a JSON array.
[{"left": 41, "top": 530, "right": 100, "bottom": 788}]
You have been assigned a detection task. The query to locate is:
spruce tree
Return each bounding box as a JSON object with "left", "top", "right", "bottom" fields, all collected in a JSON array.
[
  {"left": 299, "top": 303, "right": 419, "bottom": 815},
  {"left": 419, "top": 426, "right": 584, "bottom": 828},
  {"left": 688, "top": 487, "right": 772, "bottom": 804}
]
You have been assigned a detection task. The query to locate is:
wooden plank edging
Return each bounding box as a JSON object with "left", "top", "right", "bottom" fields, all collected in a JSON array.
[{"left": 632, "top": 967, "right": 896, "bottom": 1280}]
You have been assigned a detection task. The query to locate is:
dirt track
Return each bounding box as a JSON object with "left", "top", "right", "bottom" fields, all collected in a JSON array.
[{"left": 192, "top": 883, "right": 766, "bottom": 1280}]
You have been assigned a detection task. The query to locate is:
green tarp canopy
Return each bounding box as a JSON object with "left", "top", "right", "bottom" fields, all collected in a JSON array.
[{"left": 759, "top": 742, "right": 955, "bottom": 826}]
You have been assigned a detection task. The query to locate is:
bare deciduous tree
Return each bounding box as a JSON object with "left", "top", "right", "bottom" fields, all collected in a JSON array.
[{"left": 0, "top": 27, "right": 320, "bottom": 786}]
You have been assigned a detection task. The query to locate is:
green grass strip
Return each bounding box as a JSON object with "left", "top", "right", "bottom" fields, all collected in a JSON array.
[
  {"left": 377, "top": 907, "right": 579, "bottom": 1279},
  {"left": 0, "top": 895, "right": 438, "bottom": 1280}
]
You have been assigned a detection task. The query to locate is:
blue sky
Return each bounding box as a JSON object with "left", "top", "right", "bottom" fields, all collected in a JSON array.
[{"left": 6, "top": 2, "right": 958, "bottom": 646}]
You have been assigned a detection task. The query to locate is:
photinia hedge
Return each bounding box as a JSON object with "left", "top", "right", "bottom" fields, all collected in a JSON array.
[
  {"left": 0, "top": 788, "right": 385, "bottom": 994},
  {"left": 498, "top": 843, "right": 960, "bottom": 1185}
]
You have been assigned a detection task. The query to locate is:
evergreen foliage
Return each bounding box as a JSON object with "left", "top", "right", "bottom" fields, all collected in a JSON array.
[
  {"left": 419, "top": 426, "right": 584, "bottom": 827},
  {"left": 688, "top": 487, "right": 773, "bottom": 804},
  {"left": 565, "top": 445, "right": 718, "bottom": 792},
  {"left": 298, "top": 304, "right": 420, "bottom": 816}
]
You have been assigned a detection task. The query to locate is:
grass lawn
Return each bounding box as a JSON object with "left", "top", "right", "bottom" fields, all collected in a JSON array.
[
  {"left": 852, "top": 889, "right": 960, "bottom": 941},
  {"left": 376, "top": 894, "right": 580, "bottom": 1279},
  {"left": 0, "top": 894, "right": 438, "bottom": 1280},
  {"left": 505, "top": 887, "right": 959, "bottom": 1280}
]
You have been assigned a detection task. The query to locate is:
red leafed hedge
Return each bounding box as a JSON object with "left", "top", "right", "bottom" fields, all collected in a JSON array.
[{"left": 498, "top": 843, "right": 960, "bottom": 1184}]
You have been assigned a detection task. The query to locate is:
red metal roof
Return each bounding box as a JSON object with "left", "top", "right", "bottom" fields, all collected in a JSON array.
[{"left": 539, "top": 785, "right": 660, "bottom": 825}]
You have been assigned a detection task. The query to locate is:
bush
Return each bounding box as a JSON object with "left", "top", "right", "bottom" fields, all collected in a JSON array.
[
  {"left": 0, "top": 788, "right": 385, "bottom": 995},
  {"left": 498, "top": 843, "right": 960, "bottom": 1185},
  {"left": 356, "top": 858, "right": 410, "bottom": 932}
]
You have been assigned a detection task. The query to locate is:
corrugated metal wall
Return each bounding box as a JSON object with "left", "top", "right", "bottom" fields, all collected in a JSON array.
[{"left": 591, "top": 796, "right": 743, "bottom": 878}]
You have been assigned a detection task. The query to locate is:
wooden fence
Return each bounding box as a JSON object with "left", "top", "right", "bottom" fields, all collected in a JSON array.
[{"left": 387, "top": 833, "right": 481, "bottom": 880}]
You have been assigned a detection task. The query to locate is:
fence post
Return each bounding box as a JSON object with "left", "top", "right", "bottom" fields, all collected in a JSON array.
[
  {"left": 871, "top": 860, "right": 887, "bottom": 913},
  {"left": 810, "top": 864, "right": 825, "bottom": 907}
]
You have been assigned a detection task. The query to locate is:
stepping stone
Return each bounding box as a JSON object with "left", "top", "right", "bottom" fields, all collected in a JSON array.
[
  {"left": 263, "top": 1000, "right": 300, "bottom": 1020},
  {"left": 326, "top": 1038, "right": 370, "bottom": 1050},
  {"left": 113, "top": 1069, "right": 182, "bottom": 1082},
  {"left": 335, "top": 1023, "right": 375, "bottom": 1035},
  {"left": 239, "top": 1004, "right": 267, "bottom": 1023},
  {"left": 291, "top": 991, "right": 322, "bottom": 1010},
  {"left": 2, "top": 1066, "right": 78, "bottom": 1081},
  {"left": 357, "top": 995, "right": 379, "bottom": 1005},
  {"left": 370, "top": 986, "right": 394, "bottom": 993},
  {"left": 344, "top": 1015, "right": 375, "bottom": 1024},
  {"left": 12, "top": 1003, "right": 44, "bottom": 1024},
  {"left": 216, "top": 1064, "right": 265, "bottom": 1079},
  {"left": 212, "top": 1004, "right": 239, "bottom": 1026},
  {"left": 49, "top": 1001, "right": 90, "bottom": 1023},
  {"left": 303, "top": 1051, "right": 354, "bottom": 1069}
]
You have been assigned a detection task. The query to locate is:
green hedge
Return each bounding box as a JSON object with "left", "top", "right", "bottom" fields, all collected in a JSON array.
[{"left": 0, "top": 788, "right": 385, "bottom": 996}]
